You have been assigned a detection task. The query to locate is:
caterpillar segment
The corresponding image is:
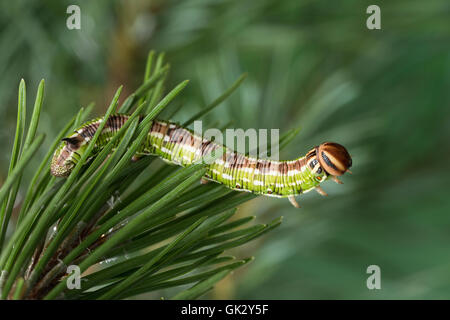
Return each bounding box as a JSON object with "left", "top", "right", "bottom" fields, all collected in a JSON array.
[{"left": 51, "top": 114, "right": 353, "bottom": 208}]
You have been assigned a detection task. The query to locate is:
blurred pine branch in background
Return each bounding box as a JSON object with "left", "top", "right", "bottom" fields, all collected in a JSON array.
[{"left": 0, "top": 0, "right": 449, "bottom": 299}]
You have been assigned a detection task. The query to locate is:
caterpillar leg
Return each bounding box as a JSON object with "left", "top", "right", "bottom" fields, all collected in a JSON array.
[
  {"left": 332, "top": 176, "right": 343, "bottom": 184},
  {"left": 132, "top": 155, "right": 143, "bottom": 162},
  {"left": 315, "top": 186, "right": 328, "bottom": 196},
  {"left": 288, "top": 196, "right": 300, "bottom": 208}
]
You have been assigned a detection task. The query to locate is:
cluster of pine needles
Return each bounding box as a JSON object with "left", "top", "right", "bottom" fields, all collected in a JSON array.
[{"left": 0, "top": 51, "right": 298, "bottom": 300}]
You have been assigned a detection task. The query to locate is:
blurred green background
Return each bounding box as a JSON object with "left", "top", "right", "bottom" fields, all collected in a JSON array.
[{"left": 1, "top": 0, "right": 449, "bottom": 299}]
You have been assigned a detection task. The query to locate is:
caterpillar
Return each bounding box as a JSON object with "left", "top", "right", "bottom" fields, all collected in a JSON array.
[{"left": 51, "top": 114, "right": 352, "bottom": 208}]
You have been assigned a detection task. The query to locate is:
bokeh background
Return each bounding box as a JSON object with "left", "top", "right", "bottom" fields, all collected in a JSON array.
[{"left": 1, "top": 0, "right": 449, "bottom": 299}]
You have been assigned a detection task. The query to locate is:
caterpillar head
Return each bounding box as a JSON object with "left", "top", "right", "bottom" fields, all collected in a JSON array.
[
  {"left": 316, "top": 142, "right": 352, "bottom": 176},
  {"left": 50, "top": 135, "right": 84, "bottom": 177}
]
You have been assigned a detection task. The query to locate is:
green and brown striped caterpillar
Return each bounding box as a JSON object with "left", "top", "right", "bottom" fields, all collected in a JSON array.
[{"left": 51, "top": 114, "right": 352, "bottom": 207}]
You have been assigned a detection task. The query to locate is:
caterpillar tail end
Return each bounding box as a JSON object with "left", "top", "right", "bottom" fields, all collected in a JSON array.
[{"left": 288, "top": 196, "right": 300, "bottom": 208}]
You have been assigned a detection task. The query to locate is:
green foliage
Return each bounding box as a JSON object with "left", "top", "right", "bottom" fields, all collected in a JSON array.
[{"left": 0, "top": 52, "right": 283, "bottom": 300}]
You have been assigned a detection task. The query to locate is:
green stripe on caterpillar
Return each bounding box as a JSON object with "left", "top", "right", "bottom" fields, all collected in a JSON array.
[{"left": 51, "top": 114, "right": 352, "bottom": 208}]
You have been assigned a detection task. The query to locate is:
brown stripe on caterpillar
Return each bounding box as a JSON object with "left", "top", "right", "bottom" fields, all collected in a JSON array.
[
  {"left": 190, "top": 130, "right": 205, "bottom": 157},
  {"left": 108, "top": 114, "right": 126, "bottom": 132},
  {"left": 200, "top": 139, "right": 213, "bottom": 157},
  {"left": 295, "top": 157, "right": 304, "bottom": 172},
  {"left": 233, "top": 153, "right": 242, "bottom": 186},
  {"left": 171, "top": 127, "right": 185, "bottom": 145},
  {"left": 168, "top": 125, "right": 205, "bottom": 162},
  {"left": 171, "top": 127, "right": 190, "bottom": 146},
  {"left": 290, "top": 160, "right": 297, "bottom": 173},
  {"left": 257, "top": 159, "right": 265, "bottom": 192},
  {"left": 153, "top": 121, "right": 163, "bottom": 136},
  {"left": 174, "top": 127, "right": 196, "bottom": 155},
  {"left": 159, "top": 122, "right": 174, "bottom": 155},
  {"left": 224, "top": 150, "right": 234, "bottom": 173},
  {"left": 267, "top": 160, "right": 273, "bottom": 189},
  {"left": 229, "top": 152, "right": 238, "bottom": 188},
  {"left": 231, "top": 152, "right": 239, "bottom": 171},
  {"left": 253, "top": 159, "right": 261, "bottom": 191},
  {"left": 278, "top": 161, "right": 285, "bottom": 177},
  {"left": 106, "top": 116, "right": 116, "bottom": 132},
  {"left": 151, "top": 121, "right": 160, "bottom": 135},
  {"left": 78, "top": 122, "right": 99, "bottom": 140},
  {"left": 237, "top": 153, "right": 246, "bottom": 177},
  {"left": 119, "top": 114, "right": 128, "bottom": 129},
  {"left": 263, "top": 159, "right": 270, "bottom": 186},
  {"left": 159, "top": 121, "right": 169, "bottom": 138},
  {"left": 234, "top": 153, "right": 245, "bottom": 186},
  {"left": 192, "top": 133, "right": 205, "bottom": 159},
  {"left": 164, "top": 123, "right": 176, "bottom": 145}
]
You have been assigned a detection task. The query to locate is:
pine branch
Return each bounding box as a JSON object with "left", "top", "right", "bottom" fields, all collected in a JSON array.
[{"left": 0, "top": 51, "right": 282, "bottom": 300}]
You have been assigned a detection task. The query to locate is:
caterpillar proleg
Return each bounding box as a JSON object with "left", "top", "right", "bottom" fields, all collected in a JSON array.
[{"left": 51, "top": 114, "right": 352, "bottom": 207}]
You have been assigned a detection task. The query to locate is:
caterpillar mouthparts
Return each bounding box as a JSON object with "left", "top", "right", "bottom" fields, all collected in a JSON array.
[{"left": 51, "top": 114, "right": 352, "bottom": 208}]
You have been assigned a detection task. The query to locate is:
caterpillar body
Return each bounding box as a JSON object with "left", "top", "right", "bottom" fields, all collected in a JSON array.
[{"left": 51, "top": 114, "right": 352, "bottom": 207}]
